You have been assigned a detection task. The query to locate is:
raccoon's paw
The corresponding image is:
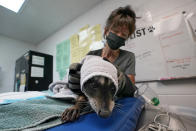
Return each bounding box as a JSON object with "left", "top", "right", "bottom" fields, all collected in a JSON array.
[{"left": 61, "top": 106, "right": 80, "bottom": 122}]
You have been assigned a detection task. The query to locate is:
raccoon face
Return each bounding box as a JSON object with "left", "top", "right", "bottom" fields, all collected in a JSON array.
[{"left": 82, "top": 76, "right": 116, "bottom": 118}]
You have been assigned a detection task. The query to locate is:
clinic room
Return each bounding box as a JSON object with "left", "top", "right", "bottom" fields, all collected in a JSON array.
[{"left": 0, "top": 0, "right": 196, "bottom": 130}]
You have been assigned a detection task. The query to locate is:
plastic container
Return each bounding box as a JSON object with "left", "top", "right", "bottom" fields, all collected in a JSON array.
[{"left": 135, "top": 84, "right": 160, "bottom": 106}]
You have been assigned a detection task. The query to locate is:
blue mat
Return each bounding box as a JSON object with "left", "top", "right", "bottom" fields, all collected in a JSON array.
[{"left": 47, "top": 97, "right": 144, "bottom": 131}]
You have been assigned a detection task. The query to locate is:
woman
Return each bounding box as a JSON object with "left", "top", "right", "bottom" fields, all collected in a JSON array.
[
  {"left": 61, "top": 5, "right": 137, "bottom": 122},
  {"left": 87, "top": 5, "right": 136, "bottom": 84}
]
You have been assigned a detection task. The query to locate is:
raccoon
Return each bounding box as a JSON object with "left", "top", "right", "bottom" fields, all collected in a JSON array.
[{"left": 61, "top": 56, "right": 136, "bottom": 122}]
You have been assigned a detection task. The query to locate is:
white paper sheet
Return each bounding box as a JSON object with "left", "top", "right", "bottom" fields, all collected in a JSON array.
[
  {"left": 31, "top": 66, "right": 44, "bottom": 77},
  {"left": 32, "top": 55, "right": 45, "bottom": 66}
]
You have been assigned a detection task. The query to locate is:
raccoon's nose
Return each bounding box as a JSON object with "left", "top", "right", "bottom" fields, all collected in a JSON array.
[{"left": 98, "top": 110, "right": 111, "bottom": 118}]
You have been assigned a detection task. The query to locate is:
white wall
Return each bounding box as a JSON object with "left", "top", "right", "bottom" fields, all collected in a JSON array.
[
  {"left": 0, "top": 35, "right": 36, "bottom": 93},
  {"left": 37, "top": 0, "right": 196, "bottom": 108}
]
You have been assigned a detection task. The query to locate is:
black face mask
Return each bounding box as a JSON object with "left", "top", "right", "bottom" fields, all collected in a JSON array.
[{"left": 106, "top": 32, "right": 126, "bottom": 50}]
